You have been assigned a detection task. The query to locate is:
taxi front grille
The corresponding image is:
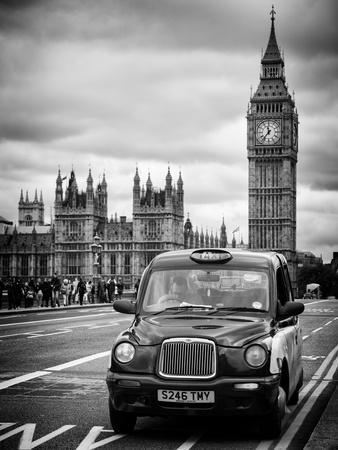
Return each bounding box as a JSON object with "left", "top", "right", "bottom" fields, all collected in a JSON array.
[{"left": 158, "top": 338, "right": 216, "bottom": 379}]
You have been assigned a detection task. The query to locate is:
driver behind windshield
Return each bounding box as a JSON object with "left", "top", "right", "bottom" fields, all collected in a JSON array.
[{"left": 158, "top": 275, "right": 203, "bottom": 306}]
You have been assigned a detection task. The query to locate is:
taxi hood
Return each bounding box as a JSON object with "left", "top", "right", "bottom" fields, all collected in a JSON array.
[{"left": 129, "top": 314, "right": 271, "bottom": 348}]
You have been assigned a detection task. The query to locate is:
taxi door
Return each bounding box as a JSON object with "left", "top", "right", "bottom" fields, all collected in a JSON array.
[{"left": 276, "top": 260, "right": 302, "bottom": 396}]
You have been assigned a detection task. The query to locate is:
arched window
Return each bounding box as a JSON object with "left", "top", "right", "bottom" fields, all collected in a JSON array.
[
  {"left": 25, "top": 215, "right": 33, "bottom": 226},
  {"left": 69, "top": 222, "right": 78, "bottom": 237}
]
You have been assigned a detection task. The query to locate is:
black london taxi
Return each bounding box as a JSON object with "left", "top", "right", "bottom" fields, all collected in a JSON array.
[{"left": 106, "top": 248, "right": 304, "bottom": 438}]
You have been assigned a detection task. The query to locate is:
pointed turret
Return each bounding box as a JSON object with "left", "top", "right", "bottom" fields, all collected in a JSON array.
[
  {"left": 260, "top": 6, "right": 285, "bottom": 81},
  {"left": 146, "top": 172, "right": 152, "bottom": 190},
  {"left": 25, "top": 190, "right": 29, "bottom": 202},
  {"left": 262, "top": 6, "right": 282, "bottom": 64},
  {"left": 86, "top": 168, "right": 94, "bottom": 205},
  {"left": 220, "top": 217, "right": 227, "bottom": 248},
  {"left": 39, "top": 190, "right": 43, "bottom": 203},
  {"left": 184, "top": 215, "right": 192, "bottom": 248},
  {"left": 19, "top": 189, "right": 24, "bottom": 204},
  {"left": 177, "top": 171, "right": 183, "bottom": 206},
  {"left": 133, "top": 166, "right": 141, "bottom": 212},
  {"left": 55, "top": 168, "right": 63, "bottom": 204},
  {"left": 101, "top": 173, "right": 107, "bottom": 191},
  {"left": 205, "top": 228, "right": 210, "bottom": 247},
  {"left": 34, "top": 189, "right": 38, "bottom": 203}
]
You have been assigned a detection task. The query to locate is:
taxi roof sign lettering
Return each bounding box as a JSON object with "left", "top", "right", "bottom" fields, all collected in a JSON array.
[{"left": 190, "top": 249, "right": 233, "bottom": 264}]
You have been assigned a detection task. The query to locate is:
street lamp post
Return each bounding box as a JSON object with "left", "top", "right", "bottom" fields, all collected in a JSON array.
[{"left": 90, "top": 233, "right": 102, "bottom": 303}]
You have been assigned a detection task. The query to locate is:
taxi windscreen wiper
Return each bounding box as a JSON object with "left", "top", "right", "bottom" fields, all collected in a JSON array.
[
  {"left": 209, "top": 306, "right": 266, "bottom": 314},
  {"left": 151, "top": 305, "right": 216, "bottom": 315}
]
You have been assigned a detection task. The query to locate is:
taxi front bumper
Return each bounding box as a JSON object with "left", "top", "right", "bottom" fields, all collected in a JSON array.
[{"left": 106, "top": 370, "right": 280, "bottom": 417}]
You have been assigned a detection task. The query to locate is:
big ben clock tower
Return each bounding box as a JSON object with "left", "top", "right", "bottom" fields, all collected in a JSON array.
[{"left": 247, "top": 6, "right": 298, "bottom": 288}]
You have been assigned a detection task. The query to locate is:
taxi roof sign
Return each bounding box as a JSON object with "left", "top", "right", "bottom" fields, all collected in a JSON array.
[{"left": 190, "top": 249, "right": 233, "bottom": 264}]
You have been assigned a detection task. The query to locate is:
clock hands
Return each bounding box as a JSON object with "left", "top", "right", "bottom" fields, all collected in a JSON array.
[{"left": 263, "top": 127, "right": 271, "bottom": 139}]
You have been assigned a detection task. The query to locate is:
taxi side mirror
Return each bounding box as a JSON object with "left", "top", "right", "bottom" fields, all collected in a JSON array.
[
  {"left": 277, "top": 301, "right": 304, "bottom": 321},
  {"left": 113, "top": 298, "right": 136, "bottom": 315}
]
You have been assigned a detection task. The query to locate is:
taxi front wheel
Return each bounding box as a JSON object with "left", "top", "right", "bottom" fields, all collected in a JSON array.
[
  {"left": 109, "top": 397, "right": 137, "bottom": 433},
  {"left": 262, "top": 386, "right": 286, "bottom": 438}
]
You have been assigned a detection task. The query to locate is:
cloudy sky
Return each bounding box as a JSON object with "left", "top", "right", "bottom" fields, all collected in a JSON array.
[{"left": 0, "top": 0, "right": 337, "bottom": 262}]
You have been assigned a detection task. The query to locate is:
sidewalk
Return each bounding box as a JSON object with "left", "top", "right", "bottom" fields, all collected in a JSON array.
[
  {"left": 0, "top": 298, "right": 131, "bottom": 315},
  {"left": 304, "top": 384, "right": 338, "bottom": 449}
]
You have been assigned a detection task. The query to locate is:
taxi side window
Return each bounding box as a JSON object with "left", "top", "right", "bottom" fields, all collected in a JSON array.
[
  {"left": 282, "top": 264, "right": 294, "bottom": 302},
  {"left": 276, "top": 266, "right": 289, "bottom": 306}
]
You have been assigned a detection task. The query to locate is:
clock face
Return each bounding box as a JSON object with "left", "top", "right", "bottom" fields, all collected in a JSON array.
[
  {"left": 293, "top": 122, "right": 298, "bottom": 148},
  {"left": 256, "top": 120, "right": 281, "bottom": 144}
]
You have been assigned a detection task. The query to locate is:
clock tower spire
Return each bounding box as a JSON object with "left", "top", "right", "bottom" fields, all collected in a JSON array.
[{"left": 247, "top": 6, "right": 299, "bottom": 290}]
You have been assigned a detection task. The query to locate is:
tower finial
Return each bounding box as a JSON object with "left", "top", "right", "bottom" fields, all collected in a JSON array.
[{"left": 270, "top": 5, "right": 276, "bottom": 22}]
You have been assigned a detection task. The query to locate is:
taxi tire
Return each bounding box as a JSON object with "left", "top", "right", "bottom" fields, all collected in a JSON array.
[
  {"left": 288, "top": 369, "right": 303, "bottom": 405},
  {"left": 263, "top": 386, "right": 286, "bottom": 439},
  {"left": 109, "top": 397, "right": 137, "bottom": 433}
]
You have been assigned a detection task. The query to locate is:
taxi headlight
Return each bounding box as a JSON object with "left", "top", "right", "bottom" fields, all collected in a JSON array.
[
  {"left": 114, "top": 342, "right": 135, "bottom": 363},
  {"left": 245, "top": 345, "right": 267, "bottom": 367}
]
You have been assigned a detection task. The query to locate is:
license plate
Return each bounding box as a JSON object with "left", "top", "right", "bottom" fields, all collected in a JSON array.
[{"left": 157, "top": 389, "right": 215, "bottom": 403}]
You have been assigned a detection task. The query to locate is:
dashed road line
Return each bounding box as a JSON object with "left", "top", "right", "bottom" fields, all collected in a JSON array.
[
  {"left": 27, "top": 330, "right": 72, "bottom": 338},
  {"left": 0, "top": 350, "right": 111, "bottom": 391},
  {"left": 0, "top": 313, "right": 111, "bottom": 327}
]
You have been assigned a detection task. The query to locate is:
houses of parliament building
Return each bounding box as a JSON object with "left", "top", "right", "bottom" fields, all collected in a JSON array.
[
  {"left": 0, "top": 167, "right": 238, "bottom": 290},
  {"left": 0, "top": 8, "right": 298, "bottom": 290}
]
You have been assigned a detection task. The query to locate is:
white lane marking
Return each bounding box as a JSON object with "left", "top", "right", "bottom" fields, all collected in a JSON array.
[
  {"left": 0, "top": 313, "right": 113, "bottom": 327},
  {"left": 304, "top": 299, "right": 335, "bottom": 306},
  {"left": 0, "top": 423, "right": 75, "bottom": 448},
  {"left": 312, "top": 327, "right": 323, "bottom": 333},
  {"left": 88, "top": 323, "right": 118, "bottom": 329},
  {"left": 0, "top": 371, "right": 51, "bottom": 390},
  {"left": 0, "top": 331, "right": 46, "bottom": 339},
  {"left": 0, "top": 350, "right": 111, "bottom": 391},
  {"left": 324, "top": 320, "right": 333, "bottom": 326},
  {"left": 45, "top": 351, "right": 111, "bottom": 371},
  {"left": 0, "top": 315, "right": 28, "bottom": 319},
  {"left": 302, "top": 356, "right": 325, "bottom": 361},
  {"left": 176, "top": 431, "right": 204, "bottom": 450},
  {"left": 303, "top": 335, "right": 309, "bottom": 340},
  {"left": 256, "top": 343, "right": 338, "bottom": 450},
  {"left": 27, "top": 330, "right": 72, "bottom": 339},
  {"left": 0, "top": 423, "right": 17, "bottom": 431},
  {"left": 76, "top": 426, "right": 125, "bottom": 449}
]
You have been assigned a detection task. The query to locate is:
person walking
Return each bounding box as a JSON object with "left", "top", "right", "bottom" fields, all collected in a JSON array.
[
  {"left": 61, "top": 279, "right": 70, "bottom": 306},
  {"left": 77, "top": 277, "right": 86, "bottom": 305},
  {"left": 36, "top": 278, "right": 44, "bottom": 307},
  {"left": 42, "top": 278, "right": 52, "bottom": 307},
  {"left": 107, "top": 278, "right": 115, "bottom": 303},
  {"left": 51, "top": 272, "right": 61, "bottom": 307},
  {"left": 117, "top": 277, "right": 124, "bottom": 300},
  {"left": 14, "top": 278, "right": 24, "bottom": 309},
  {"left": 86, "top": 280, "right": 93, "bottom": 304},
  {"left": 72, "top": 277, "right": 79, "bottom": 304}
]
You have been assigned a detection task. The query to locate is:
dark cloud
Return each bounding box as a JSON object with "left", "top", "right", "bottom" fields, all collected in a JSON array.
[
  {"left": 0, "top": 117, "right": 84, "bottom": 143},
  {"left": 2, "top": 0, "right": 336, "bottom": 57}
]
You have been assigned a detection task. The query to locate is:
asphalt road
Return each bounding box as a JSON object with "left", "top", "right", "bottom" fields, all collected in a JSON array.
[{"left": 0, "top": 299, "right": 337, "bottom": 450}]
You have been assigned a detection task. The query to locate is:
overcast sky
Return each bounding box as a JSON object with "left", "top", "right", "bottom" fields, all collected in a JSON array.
[{"left": 0, "top": 0, "right": 337, "bottom": 262}]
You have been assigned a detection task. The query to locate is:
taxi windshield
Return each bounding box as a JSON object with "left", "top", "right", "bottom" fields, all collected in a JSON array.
[{"left": 142, "top": 268, "right": 269, "bottom": 313}]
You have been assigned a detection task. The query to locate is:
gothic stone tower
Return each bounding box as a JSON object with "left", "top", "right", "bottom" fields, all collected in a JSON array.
[
  {"left": 247, "top": 7, "right": 298, "bottom": 287},
  {"left": 54, "top": 168, "right": 107, "bottom": 277},
  {"left": 132, "top": 167, "right": 184, "bottom": 274},
  {"left": 18, "top": 189, "right": 44, "bottom": 226}
]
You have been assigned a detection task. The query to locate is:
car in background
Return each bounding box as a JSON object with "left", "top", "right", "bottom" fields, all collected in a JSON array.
[{"left": 106, "top": 248, "right": 304, "bottom": 438}]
